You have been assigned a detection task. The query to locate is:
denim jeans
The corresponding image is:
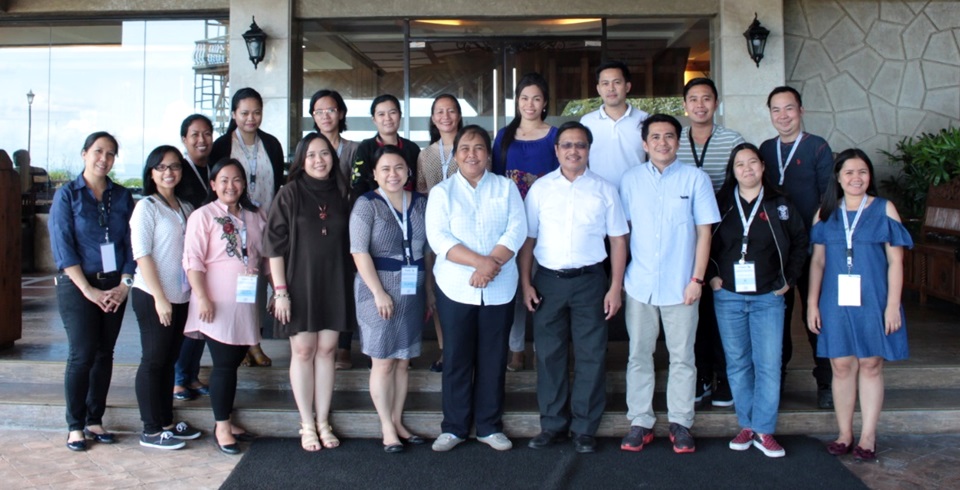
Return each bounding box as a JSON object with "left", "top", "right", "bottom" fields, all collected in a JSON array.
[
  {"left": 174, "top": 337, "right": 206, "bottom": 387},
  {"left": 713, "top": 287, "right": 784, "bottom": 434}
]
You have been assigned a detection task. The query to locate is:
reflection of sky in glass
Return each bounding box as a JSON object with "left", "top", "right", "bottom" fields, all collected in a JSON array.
[{"left": 0, "top": 20, "right": 207, "bottom": 179}]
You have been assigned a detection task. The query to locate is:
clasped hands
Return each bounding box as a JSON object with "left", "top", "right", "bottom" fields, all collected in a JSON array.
[
  {"left": 469, "top": 255, "right": 504, "bottom": 289},
  {"left": 87, "top": 284, "right": 129, "bottom": 313}
]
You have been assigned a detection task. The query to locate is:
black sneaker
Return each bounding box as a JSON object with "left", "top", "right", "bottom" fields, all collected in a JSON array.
[
  {"left": 669, "top": 423, "right": 695, "bottom": 454},
  {"left": 620, "top": 425, "right": 654, "bottom": 452},
  {"left": 169, "top": 421, "right": 202, "bottom": 440},
  {"left": 140, "top": 431, "right": 185, "bottom": 450},
  {"left": 817, "top": 384, "right": 834, "bottom": 409},
  {"left": 694, "top": 379, "right": 712, "bottom": 404},
  {"left": 712, "top": 378, "right": 734, "bottom": 407}
]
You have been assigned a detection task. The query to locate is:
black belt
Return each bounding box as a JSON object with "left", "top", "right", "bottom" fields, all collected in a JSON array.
[{"left": 538, "top": 263, "right": 602, "bottom": 279}]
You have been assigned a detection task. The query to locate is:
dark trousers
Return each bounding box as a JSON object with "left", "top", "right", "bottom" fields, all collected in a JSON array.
[
  {"left": 174, "top": 337, "right": 206, "bottom": 388},
  {"left": 57, "top": 273, "right": 125, "bottom": 431},
  {"left": 436, "top": 288, "right": 513, "bottom": 438},
  {"left": 205, "top": 338, "right": 249, "bottom": 421},
  {"left": 132, "top": 289, "right": 188, "bottom": 434},
  {"left": 533, "top": 265, "right": 608, "bottom": 436},
  {"left": 782, "top": 262, "right": 833, "bottom": 386},
  {"left": 694, "top": 287, "right": 726, "bottom": 384}
]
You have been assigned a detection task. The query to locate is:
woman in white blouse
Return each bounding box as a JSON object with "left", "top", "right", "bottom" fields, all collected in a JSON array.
[
  {"left": 130, "top": 146, "right": 202, "bottom": 449},
  {"left": 425, "top": 125, "right": 527, "bottom": 452}
]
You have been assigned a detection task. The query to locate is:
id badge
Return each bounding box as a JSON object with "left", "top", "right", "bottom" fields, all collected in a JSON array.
[
  {"left": 180, "top": 268, "right": 191, "bottom": 294},
  {"left": 400, "top": 265, "right": 418, "bottom": 296},
  {"left": 100, "top": 242, "right": 117, "bottom": 273},
  {"left": 733, "top": 262, "right": 757, "bottom": 293},
  {"left": 236, "top": 274, "right": 258, "bottom": 303},
  {"left": 838, "top": 274, "right": 861, "bottom": 306}
]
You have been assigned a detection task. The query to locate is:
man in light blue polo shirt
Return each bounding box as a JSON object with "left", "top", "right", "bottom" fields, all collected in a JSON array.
[
  {"left": 580, "top": 60, "right": 648, "bottom": 189},
  {"left": 618, "top": 114, "right": 720, "bottom": 454}
]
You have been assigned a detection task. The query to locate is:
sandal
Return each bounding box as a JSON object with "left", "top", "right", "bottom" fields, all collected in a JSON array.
[
  {"left": 249, "top": 344, "right": 272, "bottom": 367},
  {"left": 317, "top": 422, "right": 340, "bottom": 449},
  {"left": 299, "top": 422, "right": 321, "bottom": 452},
  {"left": 240, "top": 352, "right": 253, "bottom": 367}
]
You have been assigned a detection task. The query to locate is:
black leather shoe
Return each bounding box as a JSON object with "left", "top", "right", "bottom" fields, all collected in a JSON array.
[
  {"left": 573, "top": 434, "right": 596, "bottom": 454},
  {"left": 528, "top": 430, "right": 566, "bottom": 449},
  {"left": 817, "top": 386, "right": 834, "bottom": 409},
  {"left": 66, "top": 435, "right": 87, "bottom": 452},
  {"left": 232, "top": 431, "right": 257, "bottom": 442},
  {"left": 400, "top": 434, "right": 426, "bottom": 445},
  {"left": 214, "top": 433, "right": 242, "bottom": 455},
  {"left": 383, "top": 443, "right": 404, "bottom": 453},
  {"left": 83, "top": 428, "right": 117, "bottom": 444}
]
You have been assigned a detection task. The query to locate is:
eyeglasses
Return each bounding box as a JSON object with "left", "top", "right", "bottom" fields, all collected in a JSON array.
[
  {"left": 312, "top": 108, "right": 338, "bottom": 116},
  {"left": 558, "top": 142, "right": 589, "bottom": 150},
  {"left": 97, "top": 201, "right": 107, "bottom": 227},
  {"left": 154, "top": 164, "right": 183, "bottom": 173}
]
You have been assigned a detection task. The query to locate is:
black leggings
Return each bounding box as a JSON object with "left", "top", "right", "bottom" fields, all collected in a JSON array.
[
  {"left": 206, "top": 337, "right": 249, "bottom": 421},
  {"left": 132, "top": 289, "right": 188, "bottom": 434}
]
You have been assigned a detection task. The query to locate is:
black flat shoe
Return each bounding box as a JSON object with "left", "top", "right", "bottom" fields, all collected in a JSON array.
[
  {"left": 528, "top": 430, "right": 567, "bottom": 449},
  {"left": 400, "top": 434, "right": 426, "bottom": 445},
  {"left": 66, "top": 436, "right": 87, "bottom": 452},
  {"left": 383, "top": 443, "right": 404, "bottom": 453},
  {"left": 573, "top": 434, "right": 596, "bottom": 454},
  {"left": 214, "top": 433, "right": 242, "bottom": 455},
  {"left": 233, "top": 431, "right": 257, "bottom": 442},
  {"left": 83, "top": 428, "right": 117, "bottom": 444}
]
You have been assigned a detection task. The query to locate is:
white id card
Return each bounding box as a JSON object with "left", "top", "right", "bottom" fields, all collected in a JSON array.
[
  {"left": 400, "top": 265, "right": 418, "bottom": 295},
  {"left": 733, "top": 262, "right": 757, "bottom": 293},
  {"left": 100, "top": 242, "right": 117, "bottom": 273},
  {"left": 838, "top": 274, "right": 861, "bottom": 306},
  {"left": 180, "top": 268, "right": 191, "bottom": 293},
  {"left": 236, "top": 274, "right": 258, "bottom": 303}
]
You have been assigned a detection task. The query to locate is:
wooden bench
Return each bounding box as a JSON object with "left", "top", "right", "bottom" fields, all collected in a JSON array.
[{"left": 907, "top": 178, "right": 960, "bottom": 304}]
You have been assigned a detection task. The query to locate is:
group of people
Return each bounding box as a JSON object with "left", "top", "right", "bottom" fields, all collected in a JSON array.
[{"left": 48, "top": 60, "right": 910, "bottom": 462}]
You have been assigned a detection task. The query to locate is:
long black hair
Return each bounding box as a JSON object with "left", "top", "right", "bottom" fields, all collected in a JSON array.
[
  {"left": 818, "top": 148, "right": 879, "bottom": 222},
  {"left": 180, "top": 114, "right": 214, "bottom": 138},
  {"left": 309, "top": 89, "right": 348, "bottom": 134},
  {"left": 205, "top": 157, "right": 259, "bottom": 212},
  {"left": 142, "top": 145, "right": 186, "bottom": 197},
  {"left": 428, "top": 94, "right": 463, "bottom": 144},
  {"left": 499, "top": 73, "right": 549, "bottom": 169},
  {"left": 716, "top": 143, "right": 783, "bottom": 210},
  {"left": 226, "top": 87, "right": 263, "bottom": 135},
  {"left": 287, "top": 133, "right": 348, "bottom": 199}
]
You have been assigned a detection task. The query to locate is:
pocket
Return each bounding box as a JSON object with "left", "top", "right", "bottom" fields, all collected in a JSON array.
[{"left": 666, "top": 196, "right": 692, "bottom": 227}]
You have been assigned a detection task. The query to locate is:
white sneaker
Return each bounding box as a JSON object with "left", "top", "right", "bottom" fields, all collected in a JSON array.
[
  {"left": 478, "top": 432, "right": 513, "bottom": 451},
  {"left": 432, "top": 433, "right": 464, "bottom": 452}
]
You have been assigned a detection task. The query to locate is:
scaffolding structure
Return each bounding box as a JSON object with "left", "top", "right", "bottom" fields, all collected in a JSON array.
[{"left": 193, "top": 20, "right": 230, "bottom": 134}]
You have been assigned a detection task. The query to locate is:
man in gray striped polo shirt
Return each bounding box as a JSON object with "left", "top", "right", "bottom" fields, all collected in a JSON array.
[{"left": 678, "top": 77, "right": 745, "bottom": 409}]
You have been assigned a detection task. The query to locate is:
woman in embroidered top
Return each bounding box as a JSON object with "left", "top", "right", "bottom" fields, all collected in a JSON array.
[
  {"left": 707, "top": 143, "right": 808, "bottom": 458},
  {"left": 130, "top": 146, "right": 203, "bottom": 450},
  {"left": 350, "top": 145, "right": 428, "bottom": 453},
  {"left": 265, "top": 133, "right": 353, "bottom": 451},
  {"left": 210, "top": 87, "right": 283, "bottom": 367},
  {"left": 183, "top": 158, "right": 267, "bottom": 455},
  {"left": 807, "top": 149, "right": 912, "bottom": 463},
  {"left": 49, "top": 132, "right": 134, "bottom": 451},
  {"left": 416, "top": 94, "right": 465, "bottom": 373},
  {"left": 492, "top": 73, "right": 560, "bottom": 372}
]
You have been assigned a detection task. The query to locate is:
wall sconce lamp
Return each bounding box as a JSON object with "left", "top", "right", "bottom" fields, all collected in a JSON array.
[
  {"left": 743, "top": 13, "right": 770, "bottom": 68},
  {"left": 242, "top": 17, "right": 267, "bottom": 69}
]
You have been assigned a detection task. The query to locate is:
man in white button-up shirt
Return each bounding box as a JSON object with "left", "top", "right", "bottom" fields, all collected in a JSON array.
[
  {"left": 618, "top": 114, "right": 720, "bottom": 454},
  {"left": 519, "top": 122, "right": 628, "bottom": 454}
]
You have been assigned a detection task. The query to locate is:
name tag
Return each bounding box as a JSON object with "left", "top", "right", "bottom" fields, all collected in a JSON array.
[
  {"left": 400, "top": 265, "right": 418, "bottom": 296},
  {"left": 733, "top": 262, "right": 757, "bottom": 293},
  {"left": 838, "top": 274, "right": 861, "bottom": 306},
  {"left": 100, "top": 242, "right": 117, "bottom": 273},
  {"left": 236, "top": 274, "right": 258, "bottom": 303}
]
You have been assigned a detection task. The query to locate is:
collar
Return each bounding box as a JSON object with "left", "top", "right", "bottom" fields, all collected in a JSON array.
[
  {"left": 73, "top": 173, "right": 115, "bottom": 191},
  {"left": 454, "top": 169, "right": 489, "bottom": 189},
  {"left": 376, "top": 134, "right": 403, "bottom": 149},
  {"left": 599, "top": 103, "right": 633, "bottom": 120},
  {"left": 645, "top": 157, "right": 681, "bottom": 176}
]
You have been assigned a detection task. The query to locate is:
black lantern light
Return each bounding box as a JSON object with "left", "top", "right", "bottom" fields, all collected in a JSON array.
[
  {"left": 242, "top": 16, "right": 267, "bottom": 69},
  {"left": 743, "top": 13, "right": 770, "bottom": 68}
]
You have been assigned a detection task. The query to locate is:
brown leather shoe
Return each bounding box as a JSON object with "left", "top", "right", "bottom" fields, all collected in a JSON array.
[
  {"left": 507, "top": 351, "right": 524, "bottom": 372},
  {"left": 335, "top": 348, "right": 352, "bottom": 370}
]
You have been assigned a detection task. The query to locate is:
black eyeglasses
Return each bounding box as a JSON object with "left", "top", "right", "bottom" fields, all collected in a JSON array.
[{"left": 98, "top": 201, "right": 107, "bottom": 227}]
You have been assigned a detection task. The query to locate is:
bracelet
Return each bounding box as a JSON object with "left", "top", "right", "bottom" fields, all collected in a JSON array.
[
  {"left": 275, "top": 285, "right": 288, "bottom": 290},
  {"left": 690, "top": 277, "right": 704, "bottom": 285},
  {"left": 274, "top": 292, "right": 290, "bottom": 299}
]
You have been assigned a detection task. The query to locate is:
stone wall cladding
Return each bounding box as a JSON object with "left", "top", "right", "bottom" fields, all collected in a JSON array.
[{"left": 785, "top": 0, "right": 960, "bottom": 174}]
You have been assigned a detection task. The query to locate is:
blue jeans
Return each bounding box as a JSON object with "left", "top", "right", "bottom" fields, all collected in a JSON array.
[
  {"left": 174, "top": 337, "right": 206, "bottom": 388},
  {"left": 713, "top": 287, "right": 784, "bottom": 434}
]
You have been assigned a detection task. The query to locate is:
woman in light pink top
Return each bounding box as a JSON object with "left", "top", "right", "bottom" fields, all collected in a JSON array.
[{"left": 183, "top": 158, "right": 266, "bottom": 455}]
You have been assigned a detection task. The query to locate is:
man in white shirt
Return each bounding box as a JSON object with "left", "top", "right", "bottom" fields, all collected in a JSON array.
[
  {"left": 619, "top": 114, "right": 720, "bottom": 454},
  {"left": 580, "top": 60, "right": 648, "bottom": 189},
  {"left": 520, "top": 121, "right": 628, "bottom": 454}
]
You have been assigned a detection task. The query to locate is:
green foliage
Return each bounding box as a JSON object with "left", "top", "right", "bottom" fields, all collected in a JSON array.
[
  {"left": 880, "top": 127, "right": 960, "bottom": 221},
  {"left": 561, "top": 97, "right": 685, "bottom": 117},
  {"left": 121, "top": 178, "right": 143, "bottom": 189},
  {"left": 48, "top": 169, "right": 73, "bottom": 187}
]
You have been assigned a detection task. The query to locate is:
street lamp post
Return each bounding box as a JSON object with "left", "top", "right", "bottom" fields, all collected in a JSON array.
[{"left": 26, "top": 90, "right": 35, "bottom": 155}]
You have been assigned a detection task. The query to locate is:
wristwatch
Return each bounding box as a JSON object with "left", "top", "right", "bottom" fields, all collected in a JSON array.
[{"left": 122, "top": 277, "right": 134, "bottom": 287}]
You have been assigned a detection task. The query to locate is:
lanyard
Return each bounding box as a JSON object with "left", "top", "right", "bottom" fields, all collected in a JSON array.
[
  {"left": 236, "top": 132, "right": 260, "bottom": 192},
  {"left": 841, "top": 196, "right": 868, "bottom": 273},
  {"left": 775, "top": 133, "right": 803, "bottom": 185},
  {"left": 184, "top": 155, "right": 208, "bottom": 193},
  {"left": 98, "top": 189, "right": 112, "bottom": 243},
  {"left": 153, "top": 194, "right": 187, "bottom": 235},
  {"left": 438, "top": 140, "right": 454, "bottom": 180},
  {"left": 377, "top": 189, "right": 412, "bottom": 264},
  {"left": 687, "top": 127, "right": 714, "bottom": 168},
  {"left": 335, "top": 139, "right": 344, "bottom": 158},
  {"left": 734, "top": 186, "right": 764, "bottom": 262}
]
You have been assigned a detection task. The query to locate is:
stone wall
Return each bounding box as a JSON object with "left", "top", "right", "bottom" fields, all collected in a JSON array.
[{"left": 784, "top": 0, "right": 960, "bottom": 173}]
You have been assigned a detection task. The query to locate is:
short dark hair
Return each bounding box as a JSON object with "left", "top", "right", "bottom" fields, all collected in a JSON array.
[
  {"left": 370, "top": 94, "right": 401, "bottom": 117},
  {"left": 766, "top": 86, "right": 803, "bottom": 108},
  {"left": 641, "top": 114, "right": 682, "bottom": 141},
  {"left": 595, "top": 60, "right": 631, "bottom": 83},
  {"left": 205, "top": 157, "right": 259, "bottom": 212},
  {"left": 818, "top": 148, "right": 879, "bottom": 222},
  {"left": 555, "top": 121, "right": 593, "bottom": 146},
  {"left": 683, "top": 77, "right": 718, "bottom": 99},
  {"left": 142, "top": 145, "right": 186, "bottom": 197},
  {"left": 180, "top": 114, "right": 213, "bottom": 138},
  {"left": 453, "top": 125, "right": 492, "bottom": 154},
  {"left": 12, "top": 149, "right": 29, "bottom": 166},
  {"left": 287, "top": 132, "right": 348, "bottom": 198},
  {"left": 82, "top": 131, "right": 119, "bottom": 156},
  {"left": 309, "top": 89, "right": 349, "bottom": 133}
]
